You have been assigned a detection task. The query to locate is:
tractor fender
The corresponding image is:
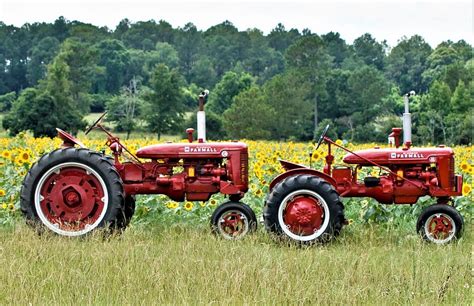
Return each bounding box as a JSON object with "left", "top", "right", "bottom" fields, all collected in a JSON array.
[
  {"left": 56, "top": 128, "right": 86, "bottom": 148},
  {"left": 269, "top": 168, "right": 337, "bottom": 191}
]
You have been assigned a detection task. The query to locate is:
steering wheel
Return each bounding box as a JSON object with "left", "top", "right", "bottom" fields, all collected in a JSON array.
[
  {"left": 85, "top": 112, "right": 107, "bottom": 135},
  {"left": 315, "top": 124, "right": 330, "bottom": 150}
]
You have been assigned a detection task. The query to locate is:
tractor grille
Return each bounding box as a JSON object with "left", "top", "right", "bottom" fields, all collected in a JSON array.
[
  {"left": 449, "top": 156, "right": 455, "bottom": 189},
  {"left": 241, "top": 152, "right": 248, "bottom": 186}
]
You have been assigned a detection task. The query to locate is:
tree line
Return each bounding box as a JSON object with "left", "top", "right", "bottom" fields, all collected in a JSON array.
[{"left": 0, "top": 17, "right": 472, "bottom": 144}]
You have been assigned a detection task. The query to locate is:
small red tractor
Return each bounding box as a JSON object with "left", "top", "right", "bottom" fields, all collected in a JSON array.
[
  {"left": 20, "top": 91, "right": 257, "bottom": 238},
  {"left": 264, "top": 91, "right": 465, "bottom": 244}
]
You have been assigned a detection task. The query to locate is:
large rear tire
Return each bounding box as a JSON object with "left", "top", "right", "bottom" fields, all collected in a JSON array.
[
  {"left": 264, "top": 174, "right": 344, "bottom": 244},
  {"left": 20, "top": 148, "right": 126, "bottom": 237}
]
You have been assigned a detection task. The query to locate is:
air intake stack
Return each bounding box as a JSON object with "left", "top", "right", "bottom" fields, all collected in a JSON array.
[
  {"left": 403, "top": 90, "right": 415, "bottom": 148},
  {"left": 197, "top": 90, "right": 209, "bottom": 143}
]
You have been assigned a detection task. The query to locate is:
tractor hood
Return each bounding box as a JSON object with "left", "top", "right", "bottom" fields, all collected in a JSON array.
[
  {"left": 136, "top": 142, "right": 247, "bottom": 159},
  {"left": 343, "top": 147, "right": 454, "bottom": 166}
]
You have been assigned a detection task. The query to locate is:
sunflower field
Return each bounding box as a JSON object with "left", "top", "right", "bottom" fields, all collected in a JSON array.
[{"left": 0, "top": 133, "right": 472, "bottom": 228}]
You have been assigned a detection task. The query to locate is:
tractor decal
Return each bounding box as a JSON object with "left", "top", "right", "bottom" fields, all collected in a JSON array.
[
  {"left": 183, "top": 146, "right": 218, "bottom": 153},
  {"left": 390, "top": 152, "right": 425, "bottom": 159}
]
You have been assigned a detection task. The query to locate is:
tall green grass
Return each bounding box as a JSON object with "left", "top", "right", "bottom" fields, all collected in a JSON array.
[{"left": 0, "top": 223, "right": 471, "bottom": 304}]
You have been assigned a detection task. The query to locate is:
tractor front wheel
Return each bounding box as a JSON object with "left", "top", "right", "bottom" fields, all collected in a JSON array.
[
  {"left": 264, "top": 174, "right": 345, "bottom": 244},
  {"left": 20, "top": 148, "right": 126, "bottom": 237},
  {"left": 416, "top": 204, "right": 463, "bottom": 244},
  {"left": 210, "top": 201, "right": 257, "bottom": 240}
]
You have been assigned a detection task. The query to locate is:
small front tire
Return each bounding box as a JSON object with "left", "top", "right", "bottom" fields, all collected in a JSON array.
[
  {"left": 210, "top": 201, "right": 257, "bottom": 240},
  {"left": 416, "top": 204, "right": 463, "bottom": 244}
]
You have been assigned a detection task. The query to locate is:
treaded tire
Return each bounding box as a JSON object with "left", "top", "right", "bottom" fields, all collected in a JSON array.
[
  {"left": 123, "top": 195, "right": 136, "bottom": 227},
  {"left": 20, "top": 148, "right": 126, "bottom": 236},
  {"left": 416, "top": 204, "right": 463, "bottom": 244},
  {"left": 264, "top": 174, "right": 344, "bottom": 244},
  {"left": 211, "top": 201, "right": 257, "bottom": 239}
]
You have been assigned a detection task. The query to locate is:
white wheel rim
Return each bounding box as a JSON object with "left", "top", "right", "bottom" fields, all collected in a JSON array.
[
  {"left": 217, "top": 209, "right": 250, "bottom": 240},
  {"left": 34, "top": 162, "right": 109, "bottom": 237},
  {"left": 278, "top": 189, "right": 330, "bottom": 242},
  {"left": 424, "top": 213, "right": 456, "bottom": 244}
]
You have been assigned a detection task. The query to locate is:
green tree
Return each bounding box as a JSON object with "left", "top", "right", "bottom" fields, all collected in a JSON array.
[
  {"left": 56, "top": 38, "right": 99, "bottom": 113},
  {"left": 189, "top": 57, "right": 217, "bottom": 89},
  {"left": 3, "top": 56, "right": 84, "bottom": 137},
  {"left": 26, "top": 36, "right": 60, "bottom": 85},
  {"left": 207, "top": 71, "right": 253, "bottom": 114},
  {"left": 322, "top": 32, "right": 351, "bottom": 68},
  {"left": 422, "top": 44, "right": 463, "bottom": 88},
  {"left": 175, "top": 23, "right": 202, "bottom": 82},
  {"left": 263, "top": 70, "right": 313, "bottom": 140},
  {"left": 445, "top": 80, "right": 473, "bottom": 144},
  {"left": 0, "top": 91, "right": 16, "bottom": 112},
  {"left": 352, "top": 33, "right": 386, "bottom": 70},
  {"left": 343, "top": 66, "right": 391, "bottom": 142},
  {"left": 154, "top": 42, "right": 179, "bottom": 68},
  {"left": 268, "top": 23, "right": 300, "bottom": 52},
  {"left": 95, "top": 39, "right": 130, "bottom": 94},
  {"left": 386, "top": 35, "right": 432, "bottom": 93},
  {"left": 418, "top": 81, "right": 452, "bottom": 144},
  {"left": 223, "top": 86, "right": 275, "bottom": 139},
  {"left": 106, "top": 77, "right": 142, "bottom": 139},
  {"left": 142, "top": 64, "right": 185, "bottom": 139},
  {"left": 285, "top": 35, "right": 332, "bottom": 134}
]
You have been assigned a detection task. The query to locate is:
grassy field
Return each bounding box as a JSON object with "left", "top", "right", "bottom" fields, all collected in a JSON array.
[
  {"left": 0, "top": 222, "right": 471, "bottom": 304},
  {"left": 0, "top": 115, "right": 472, "bottom": 304}
]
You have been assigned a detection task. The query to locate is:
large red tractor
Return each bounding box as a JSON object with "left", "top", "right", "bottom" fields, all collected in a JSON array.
[
  {"left": 20, "top": 91, "right": 257, "bottom": 239},
  {"left": 264, "top": 91, "right": 465, "bottom": 244}
]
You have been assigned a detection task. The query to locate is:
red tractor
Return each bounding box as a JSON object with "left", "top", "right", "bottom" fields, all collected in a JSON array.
[
  {"left": 20, "top": 91, "right": 257, "bottom": 239},
  {"left": 264, "top": 91, "right": 465, "bottom": 244}
]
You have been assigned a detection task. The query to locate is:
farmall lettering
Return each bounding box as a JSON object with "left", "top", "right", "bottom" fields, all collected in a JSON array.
[
  {"left": 390, "top": 152, "right": 424, "bottom": 159},
  {"left": 184, "top": 146, "right": 218, "bottom": 153}
]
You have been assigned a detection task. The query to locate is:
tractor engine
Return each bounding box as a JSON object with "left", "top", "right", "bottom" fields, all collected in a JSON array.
[
  {"left": 342, "top": 147, "right": 462, "bottom": 204},
  {"left": 115, "top": 142, "right": 249, "bottom": 202}
]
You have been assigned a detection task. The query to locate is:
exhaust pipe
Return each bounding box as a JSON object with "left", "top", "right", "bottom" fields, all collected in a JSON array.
[
  {"left": 403, "top": 90, "right": 415, "bottom": 148},
  {"left": 197, "top": 90, "right": 209, "bottom": 143}
]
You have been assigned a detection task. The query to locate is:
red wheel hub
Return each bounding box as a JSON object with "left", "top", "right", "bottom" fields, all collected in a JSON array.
[
  {"left": 39, "top": 166, "right": 106, "bottom": 230},
  {"left": 427, "top": 215, "right": 453, "bottom": 239},
  {"left": 284, "top": 196, "right": 323, "bottom": 236},
  {"left": 220, "top": 211, "right": 246, "bottom": 237}
]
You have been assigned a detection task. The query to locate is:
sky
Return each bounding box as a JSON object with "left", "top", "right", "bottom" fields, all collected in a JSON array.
[{"left": 0, "top": 0, "right": 472, "bottom": 47}]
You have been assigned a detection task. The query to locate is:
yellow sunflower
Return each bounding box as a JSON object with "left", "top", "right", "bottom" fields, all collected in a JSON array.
[
  {"left": 460, "top": 161, "right": 470, "bottom": 173},
  {"left": 20, "top": 151, "right": 30, "bottom": 162},
  {"left": 462, "top": 183, "right": 472, "bottom": 196},
  {"left": 0, "top": 189, "right": 5, "bottom": 197},
  {"left": 1, "top": 150, "right": 11, "bottom": 159},
  {"left": 184, "top": 202, "right": 194, "bottom": 211},
  {"left": 312, "top": 151, "right": 322, "bottom": 161},
  {"left": 166, "top": 202, "right": 178, "bottom": 209}
]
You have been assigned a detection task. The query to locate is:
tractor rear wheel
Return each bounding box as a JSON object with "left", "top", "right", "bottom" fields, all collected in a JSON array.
[
  {"left": 20, "top": 148, "right": 126, "bottom": 237},
  {"left": 122, "top": 195, "right": 136, "bottom": 227},
  {"left": 210, "top": 201, "right": 257, "bottom": 240},
  {"left": 416, "top": 204, "right": 463, "bottom": 244},
  {"left": 264, "top": 174, "right": 345, "bottom": 244}
]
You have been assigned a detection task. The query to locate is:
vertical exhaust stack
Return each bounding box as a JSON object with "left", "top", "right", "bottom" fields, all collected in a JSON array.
[
  {"left": 197, "top": 90, "right": 209, "bottom": 143},
  {"left": 403, "top": 90, "right": 415, "bottom": 148}
]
